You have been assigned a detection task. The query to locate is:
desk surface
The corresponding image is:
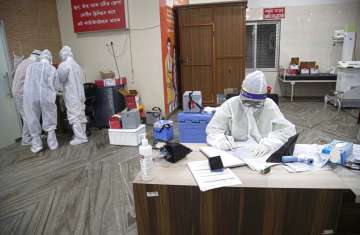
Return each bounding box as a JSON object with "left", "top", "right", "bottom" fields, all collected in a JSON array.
[{"left": 133, "top": 145, "right": 360, "bottom": 200}]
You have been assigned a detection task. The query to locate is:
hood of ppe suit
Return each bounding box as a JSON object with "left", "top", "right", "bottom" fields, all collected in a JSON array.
[
  {"left": 31, "top": 49, "right": 41, "bottom": 62},
  {"left": 240, "top": 70, "right": 267, "bottom": 101},
  {"left": 40, "top": 49, "right": 52, "bottom": 64},
  {"left": 59, "top": 46, "right": 73, "bottom": 61}
]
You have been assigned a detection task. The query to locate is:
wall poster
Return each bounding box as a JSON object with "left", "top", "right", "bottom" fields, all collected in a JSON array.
[{"left": 71, "top": 0, "right": 127, "bottom": 33}]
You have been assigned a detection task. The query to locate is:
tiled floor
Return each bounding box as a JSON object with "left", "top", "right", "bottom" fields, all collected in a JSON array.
[{"left": 0, "top": 100, "right": 359, "bottom": 235}]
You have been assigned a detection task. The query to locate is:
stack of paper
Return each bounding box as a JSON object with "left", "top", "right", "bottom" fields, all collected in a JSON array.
[
  {"left": 188, "top": 161, "right": 242, "bottom": 191},
  {"left": 199, "top": 146, "right": 246, "bottom": 168},
  {"left": 229, "top": 145, "right": 277, "bottom": 171}
]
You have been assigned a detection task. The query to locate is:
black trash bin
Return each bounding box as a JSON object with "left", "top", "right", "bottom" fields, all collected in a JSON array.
[{"left": 94, "top": 85, "right": 126, "bottom": 128}]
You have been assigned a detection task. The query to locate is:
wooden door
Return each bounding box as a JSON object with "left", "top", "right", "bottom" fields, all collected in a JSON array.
[
  {"left": 214, "top": 5, "right": 246, "bottom": 94},
  {"left": 179, "top": 8, "right": 215, "bottom": 105},
  {"left": 177, "top": 3, "right": 246, "bottom": 106}
]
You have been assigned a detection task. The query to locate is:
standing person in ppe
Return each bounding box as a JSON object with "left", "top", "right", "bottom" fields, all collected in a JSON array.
[
  {"left": 23, "top": 49, "right": 59, "bottom": 153},
  {"left": 206, "top": 71, "right": 296, "bottom": 156},
  {"left": 12, "top": 50, "right": 41, "bottom": 145},
  {"left": 57, "top": 46, "right": 88, "bottom": 145}
]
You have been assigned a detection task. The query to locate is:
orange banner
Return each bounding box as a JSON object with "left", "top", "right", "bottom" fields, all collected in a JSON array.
[{"left": 159, "top": 0, "right": 188, "bottom": 115}]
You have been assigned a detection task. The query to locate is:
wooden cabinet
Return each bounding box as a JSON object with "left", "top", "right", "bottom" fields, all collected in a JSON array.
[{"left": 176, "top": 2, "right": 247, "bottom": 105}]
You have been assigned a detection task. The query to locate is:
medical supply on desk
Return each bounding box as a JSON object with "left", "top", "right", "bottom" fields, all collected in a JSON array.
[
  {"left": 321, "top": 146, "right": 332, "bottom": 161},
  {"left": 282, "top": 155, "right": 314, "bottom": 164},
  {"left": 139, "top": 135, "right": 153, "bottom": 181},
  {"left": 183, "top": 91, "right": 203, "bottom": 112},
  {"left": 329, "top": 140, "right": 353, "bottom": 165},
  {"left": 121, "top": 109, "right": 141, "bottom": 129},
  {"left": 178, "top": 112, "right": 214, "bottom": 143},
  {"left": 153, "top": 120, "right": 173, "bottom": 142},
  {"left": 163, "top": 143, "right": 192, "bottom": 163},
  {"left": 108, "top": 124, "right": 145, "bottom": 146}
]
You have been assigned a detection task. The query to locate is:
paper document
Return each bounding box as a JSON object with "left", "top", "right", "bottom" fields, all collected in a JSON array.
[
  {"left": 188, "top": 161, "right": 242, "bottom": 191},
  {"left": 199, "top": 146, "right": 246, "bottom": 168},
  {"left": 229, "top": 145, "right": 277, "bottom": 172}
]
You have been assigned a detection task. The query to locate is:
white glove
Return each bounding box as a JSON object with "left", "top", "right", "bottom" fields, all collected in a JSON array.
[
  {"left": 217, "top": 141, "right": 233, "bottom": 151},
  {"left": 215, "top": 136, "right": 234, "bottom": 151},
  {"left": 253, "top": 144, "right": 270, "bottom": 158}
]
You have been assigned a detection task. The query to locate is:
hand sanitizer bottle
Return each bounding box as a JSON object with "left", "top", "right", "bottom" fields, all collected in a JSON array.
[{"left": 139, "top": 134, "right": 153, "bottom": 181}]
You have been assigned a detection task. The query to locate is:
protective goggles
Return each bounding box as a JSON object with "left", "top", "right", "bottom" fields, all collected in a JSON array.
[
  {"left": 240, "top": 89, "right": 266, "bottom": 108},
  {"left": 242, "top": 99, "right": 265, "bottom": 108}
]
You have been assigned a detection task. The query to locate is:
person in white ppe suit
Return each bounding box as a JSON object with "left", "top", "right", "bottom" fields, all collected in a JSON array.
[
  {"left": 23, "top": 49, "right": 59, "bottom": 153},
  {"left": 12, "top": 50, "right": 41, "bottom": 145},
  {"left": 57, "top": 46, "right": 88, "bottom": 145},
  {"left": 206, "top": 71, "right": 296, "bottom": 156}
]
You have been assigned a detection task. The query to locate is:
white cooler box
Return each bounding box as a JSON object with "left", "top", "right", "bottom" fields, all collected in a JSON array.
[{"left": 108, "top": 124, "right": 145, "bottom": 146}]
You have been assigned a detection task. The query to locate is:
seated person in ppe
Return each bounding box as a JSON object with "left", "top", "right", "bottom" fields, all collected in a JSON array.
[{"left": 206, "top": 71, "right": 296, "bottom": 156}]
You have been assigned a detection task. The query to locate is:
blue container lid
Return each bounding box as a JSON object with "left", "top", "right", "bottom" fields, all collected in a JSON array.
[
  {"left": 321, "top": 146, "right": 332, "bottom": 155},
  {"left": 178, "top": 112, "right": 213, "bottom": 122}
]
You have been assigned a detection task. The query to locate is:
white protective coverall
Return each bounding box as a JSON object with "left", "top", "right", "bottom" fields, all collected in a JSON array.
[
  {"left": 206, "top": 71, "right": 296, "bottom": 156},
  {"left": 23, "top": 49, "right": 59, "bottom": 153},
  {"left": 12, "top": 50, "right": 41, "bottom": 145},
  {"left": 57, "top": 46, "right": 87, "bottom": 145}
]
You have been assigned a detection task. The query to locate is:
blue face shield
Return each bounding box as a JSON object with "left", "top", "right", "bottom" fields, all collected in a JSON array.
[{"left": 240, "top": 89, "right": 266, "bottom": 109}]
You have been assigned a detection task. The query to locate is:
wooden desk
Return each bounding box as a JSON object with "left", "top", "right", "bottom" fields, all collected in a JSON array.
[{"left": 133, "top": 149, "right": 360, "bottom": 235}]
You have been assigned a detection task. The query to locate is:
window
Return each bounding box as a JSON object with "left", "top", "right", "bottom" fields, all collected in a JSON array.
[{"left": 246, "top": 21, "right": 280, "bottom": 71}]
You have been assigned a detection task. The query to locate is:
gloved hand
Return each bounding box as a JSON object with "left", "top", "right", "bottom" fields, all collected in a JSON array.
[
  {"left": 253, "top": 144, "right": 270, "bottom": 158},
  {"left": 217, "top": 140, "right": 233, "bottom": 151},
  {"left": 215, "top": 136, "right": 234, "bottom": 151}
]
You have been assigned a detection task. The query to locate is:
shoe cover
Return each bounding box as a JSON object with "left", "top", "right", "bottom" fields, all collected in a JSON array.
[
  {"left": 21, "top": 138, "right": 32, "bottom": 146},
  {"left": 47, "top": 130, "right": 58, "bottom": 150},
  {"left": 70, "top": 123, "right": 88, "bottom": 145},
  {"left": 70, "top": 138, "right": 88, "bottom": 145}
]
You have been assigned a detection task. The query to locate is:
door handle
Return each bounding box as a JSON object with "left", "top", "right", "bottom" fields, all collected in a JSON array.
[{"left": 3, "top": 72, "right": 13, "bottom": 98}]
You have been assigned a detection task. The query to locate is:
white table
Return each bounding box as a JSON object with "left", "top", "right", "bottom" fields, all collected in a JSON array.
[{"left": 278, "top": 73, "right": 337, "bottom": 102}]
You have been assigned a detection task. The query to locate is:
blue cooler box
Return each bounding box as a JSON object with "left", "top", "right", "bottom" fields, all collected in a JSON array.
[
  {"left": 178, "top": 112, "right": 213, "bottom": 143},
  {"left": 153, "top": 120, "right": 174, "bottom": 142}
]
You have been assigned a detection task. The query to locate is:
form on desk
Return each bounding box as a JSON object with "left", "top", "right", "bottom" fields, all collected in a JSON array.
[
  {"left": 200, "top": 146, "right": 246, "bottom": 168},
  {"left": 188, "top": 161, "right": 242, "bottom": 191}
]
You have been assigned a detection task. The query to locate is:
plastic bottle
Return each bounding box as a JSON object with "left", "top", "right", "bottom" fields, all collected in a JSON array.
[{"left": 139, "top": 134, "right": 153, "bottom": 181}]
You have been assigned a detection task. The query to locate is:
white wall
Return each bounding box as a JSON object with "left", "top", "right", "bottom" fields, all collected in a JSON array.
[
  {"left": 56, "top": 0, "right": 165, "bottom": 111},
  {"left": 189, "top": 0, "right": 360, "bottom": 97},
  {"left": 248, "top": 2, "right": 360, "bottom": 96}
]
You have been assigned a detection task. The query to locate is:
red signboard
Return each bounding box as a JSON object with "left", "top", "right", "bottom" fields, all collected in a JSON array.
[
  {"left": 71, "top": 0, "right": 127, "bottom": 33},
  {"left": 263, "top": 7, "right": 285, "bottom": 20}
]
